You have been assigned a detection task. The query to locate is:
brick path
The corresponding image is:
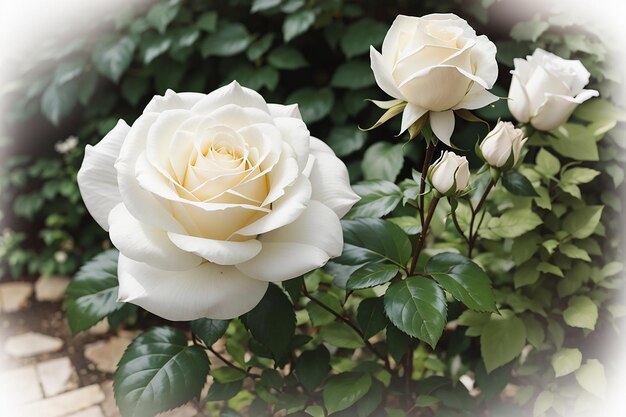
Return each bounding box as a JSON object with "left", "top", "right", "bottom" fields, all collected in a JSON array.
[{"left": 0, "top": 278, "right": 206, "bottom": 417}]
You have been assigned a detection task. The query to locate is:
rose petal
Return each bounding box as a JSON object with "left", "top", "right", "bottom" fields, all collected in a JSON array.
[
  {"left": 471, "top": 35, "right": 498, "bottom": 88},
  {"left": 116, "top": 113, "right": 187, "bottom": 233},
  {"left": 530, "top": 90, "right": 599, "bottom": 131},
  {"left": 273, "top": 116, "right": 310, "bottom": 170},
  {"left": 77, "top": 120, "right": 129, "bottom": 231},
  {"left": 167, "top": 233, "right": 262, "bottom": 265},
  {"left": 268, "top": 103, "right": 302, "bottom": 119},
  {"left": 430, "top": 110, "right": 455, "bottom": 146},
  {"left": 508, "top": 73, "right": 532, "bottom": 123},
  {"left": 144, "top": 89, "right": 206, "bottom": 113},
  {"left": 398, "top": 66, "right": 472, "bottom": 111},
  {"left": 191, "top": 80, "right": 269, "bottom": 115},
  {"left": 370, "top": 46, "right": 404, "bottom": 99},
  {"left": 117, "top": 255, "right": 268, "bottom": 320},
  {"left": 400, "top": 103, "right": 428, "bottom": 134},
  {"left": 453, "top": 84, "right": 498, "bottom": 110},
  {"left": 236, "top": 200, "right": 342, "bottom": 281},
  {"left": 308, "top": 137, "right": 360, "bottom": 217},
  {"left": 108, "top": 203, "right": 202, "bottom": 271},
  {"left": 234, "top": 175, "right": 312, "bottom": 237}
]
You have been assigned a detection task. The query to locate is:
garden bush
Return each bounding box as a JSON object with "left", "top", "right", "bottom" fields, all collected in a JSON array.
[{"left": 1, "top": 1, "right": 624, "bottom": 416}]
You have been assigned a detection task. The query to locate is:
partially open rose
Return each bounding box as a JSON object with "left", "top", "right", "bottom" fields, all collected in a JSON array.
[
  {"left": 77, "top": 81, "right": 359, "bottom": 320},
  {"left": 370, "top": 13, "right": 498, "bottom": 145}
]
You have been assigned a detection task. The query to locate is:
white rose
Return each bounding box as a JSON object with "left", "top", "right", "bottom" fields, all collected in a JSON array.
[
  {"left": 479, "top": 121, "right": 528, "bottom": 168},
  {"left": 429, "top": 151, "right": 470, "bottom": 195},
  {"left": 370, "top": 13, "right": 498, "bottom": 145},
  {"left": 508, "top": 48, "right": 599, "bottom": 131},
  {"left": 77, "top": 81, "right": 359, "bottom": 320}
]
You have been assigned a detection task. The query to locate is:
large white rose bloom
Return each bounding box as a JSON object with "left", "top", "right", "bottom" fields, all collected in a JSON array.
[
  {"left": 77, "top": 81, "right": 359, "bottom": 320},
  {"left": 370, "top": 13, "right": 498, "bottom": 146},
  {"left": 508, "top": 48, "right": 599, "bottom": 131}
]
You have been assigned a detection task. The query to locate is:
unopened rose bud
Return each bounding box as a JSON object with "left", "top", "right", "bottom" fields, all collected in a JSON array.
[
  {"left": 479, "top": 121, "right": 528, "bottom": 169},
  {"left": 429, "top": 151, "right": 470, "bottom": 196}
]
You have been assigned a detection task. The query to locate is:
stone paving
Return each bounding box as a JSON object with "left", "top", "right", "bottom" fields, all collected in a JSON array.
[{"left": 0, "top": 277, "right": 207, "bottom": 417}]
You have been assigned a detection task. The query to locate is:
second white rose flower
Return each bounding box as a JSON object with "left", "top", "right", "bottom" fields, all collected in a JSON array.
[{"left": 508, "top": 48, "right": 599, "bottom": 131}]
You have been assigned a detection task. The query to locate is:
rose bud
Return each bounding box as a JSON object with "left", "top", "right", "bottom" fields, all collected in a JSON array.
[
  {"left": 429, "top": 151, "right": 470, "bottom": 196},
  {"left": 479, "top": 121, "right": 528, "bottom": 170}
]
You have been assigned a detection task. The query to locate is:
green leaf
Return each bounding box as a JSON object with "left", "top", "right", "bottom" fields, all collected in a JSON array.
[
  {"left": 511, "top": 19, "right": 550, "bottom": 42},
  {"left": 513, "top": 259, "right": 540, "bottom": 289},
  {"left": 114, "top": 327, "right": 209, "bottom": 417},
  {"left": 327, "top": 125, "right": 367, "bottom": 157},
  {"left": 551, "top": 348, "right": 582, "bottom": 377},
  {"left": 226, "top": 65, "right": 279, "bottom": 91},
  {"left": 559, "top": 243, "right": 591, "bottom": 261},
  {"left": 336, "top": 218, "right": 412, "bottom": 267},
  {"left": 561, "top": 167, "right": 600, "bottom": 185},
  {"left": 146, "top": 1, "right": 180, "bottom": 33},
  {"left": 201, "top": 23, "right": 251, "bottom": 57},
  {"left": 295, "top": 345, "right": 330, "bottom": 392},
  {"left": 480, "top": 310, "right": 527, "bottom": 373},
  {"left": 502, "top": 171, "right": 538, "bottom": 197},
  {"left": 356, "top": 297, "right": 388, "bottom": 339},
  {"left": 53, "top": 57, "right": 86, "bottom": 85},
  {"left": 563, "top": 296, "right": 598, "bottom": 330},
  {"left": 522, "top": 315, "right": 545, "bottom": 348},
  {"left": 246, "top": 33, "right": 274, "bottom": 61},
  {"left": 211, "top": 367, "right": 246, "bottom": 384},
  {"left": 347, "top": 180, "right": 402, "bottom": 219},
  {"left": 323, "top": 372, "right": 372, "bottom": 414},
  {"left": 547, "top": 124, "right": 599, "bottom": 161},
  {"left": 121, "top": 76, "right": 149, "bottom": 106},
  {"left": 488, "top": 209, "right": 543, "bottom": 239},
  {"left": 41, "top": 80, "right": 78, "bottom": 125},
  {"left": 575, "top": 359, "right": 606, "bottom": 398},
  {"left": 388, "top": 216, "right": 421, "bottom": 235},
  {"left": 205, "top": 380, "right": 242, "bottom": 402},
  {"left": 267, "top": 45, "right": 308, "bottom": 70},
  {"left": 535, "top": 149, "right": 561, "bottom": 178},
  {"left": 251, "top": 0, "right": 282, "bottom": 12},
  {"left": 244, "top": 284, "right": 295, "bottom": 359},
  {"left": 140, "top": 34, "right": 172, "bottom": 64},
  {"left": 283, "top": 10, "right": 316, "bottom": 42},
  {"left": 386, "top": 324, "right": 409, "bottom": 362},
  {"left": 362, "top": 142, "right": 404, "bottom": 182},
  {"left": 65, "top": 250, "right": 125, "bottom": 334},
  {"left": 356, "top": 379, "right": 384, "bottom": 417},
  {"left": 384, "top": 278, "right": 447, "bottom": 348},
  {"left": 319, "top": 322, "right": 364, "bottom": 349},
  {"left": 533, "top": 390, "right": 554, "bottom": 417},
  {"left": 341, "top": 18, "right": 388, "bottom": 58},
  {"left": 306, "top": 292, "right": 343, "bottom": 326},
  {"left": 78, "top": 71, "right": 99, "bottom": 105},
  {"left": 92, "top": 36, "right": 137, "bottom": 83},
  {"left": 331, "top": 61, "right": 374, "bottom": 89},
  {"left": 191, "top": 318, "right": 229, "bottom": 347},
  {"left": 286, "top": 87, "right": 334, "bottom": 124},
  {"left": 574, "top": 98, "right": 626, "bottom": 122},
  {"left": 347, "top": 263, "right": 399, "bottom": 290},
  {"left": 197, "top": 11, "right": 218, "bottom": 32},
  {"left": 425, "top": 252, "right": 496, "bottom": 312},
  {"left": 563, "top": 206, "right": 603, "bottom": 239}
]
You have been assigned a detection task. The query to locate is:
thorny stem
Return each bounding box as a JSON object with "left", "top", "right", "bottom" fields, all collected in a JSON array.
[
  {"left": 419, "top": 142, "right": 437, "bottom": 225},
  {"left": 301, "top": 283, "right": 392, "bottom": 372},
  {"left": 467, "top": 179, "right": 496, "bottom": 257},
  {"left": 409, "top": 197, "right": 440, "bottom": 275}
]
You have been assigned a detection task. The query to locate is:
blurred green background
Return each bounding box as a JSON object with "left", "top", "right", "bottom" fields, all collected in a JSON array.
[{"left": 0, "top": 0, "right": 616, "bottom": 279}]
